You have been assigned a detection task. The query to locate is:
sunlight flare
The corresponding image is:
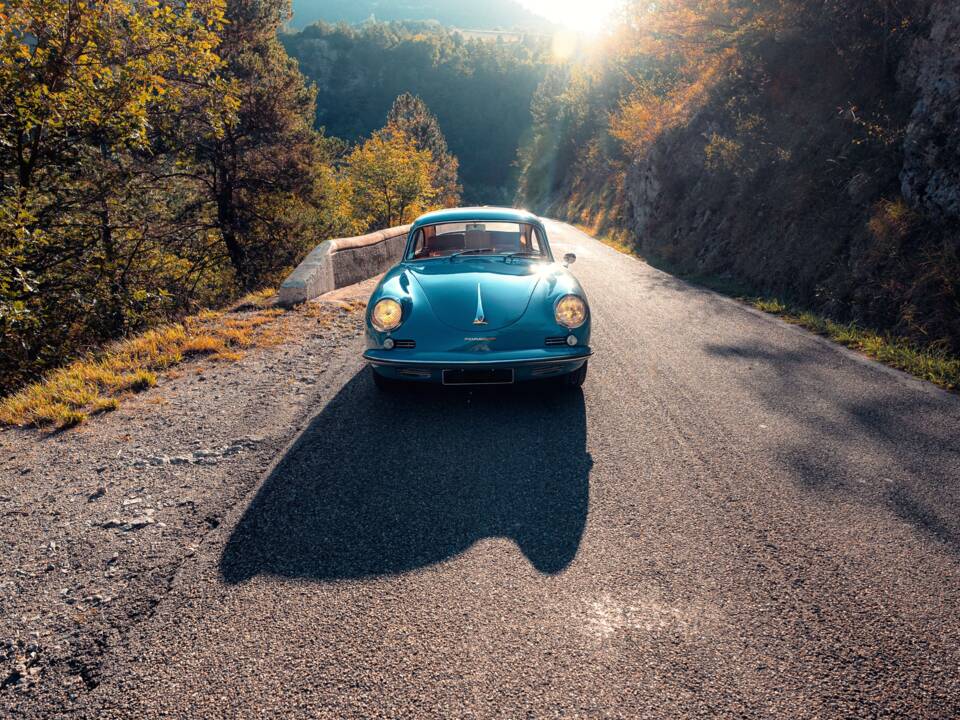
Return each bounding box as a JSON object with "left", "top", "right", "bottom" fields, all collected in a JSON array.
[{"left": 521, "top": 0, "right": 622, "bottom": 36}]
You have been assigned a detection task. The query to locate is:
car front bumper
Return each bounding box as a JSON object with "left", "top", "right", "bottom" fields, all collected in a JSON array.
[{"left": 362, "top": 347, "right": 592, "bottom": 384}]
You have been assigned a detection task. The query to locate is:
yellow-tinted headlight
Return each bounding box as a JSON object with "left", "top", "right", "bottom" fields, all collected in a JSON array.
[
  {"left": 371, "top": 298, "right": 403, "bottom": 332},
  {"left": 555, "top": 294, "right": 587, "bottom": 329}
]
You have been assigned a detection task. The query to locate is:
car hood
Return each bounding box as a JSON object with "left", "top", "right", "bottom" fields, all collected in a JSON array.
[{"left": 407, "top": 259, "right": 544, "bottom": 331}]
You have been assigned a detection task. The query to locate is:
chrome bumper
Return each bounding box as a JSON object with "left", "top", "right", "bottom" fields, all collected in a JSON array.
[{"left": 362, "top": 350, "right": 592, "bottom": 367}]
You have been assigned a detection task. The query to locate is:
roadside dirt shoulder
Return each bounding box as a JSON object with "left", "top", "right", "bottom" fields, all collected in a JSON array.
[{"left": 0, "top": 293, "right": 368, "bottom": 711}]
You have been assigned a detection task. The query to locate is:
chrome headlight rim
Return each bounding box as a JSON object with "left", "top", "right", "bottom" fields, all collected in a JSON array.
[
  {"left": 554, "top": 294, "right": 588, "bottom": 329},
  {"left": 371, "top": 297, "right": 404, "bottom": 333}
]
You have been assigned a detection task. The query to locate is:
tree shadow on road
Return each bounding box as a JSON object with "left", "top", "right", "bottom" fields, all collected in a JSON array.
[
  {"left": 703, "top": 341, "right": 960, "bottom": 553},
  {"left": 220, "top": 371, "right": 592, "bottom": 583}
]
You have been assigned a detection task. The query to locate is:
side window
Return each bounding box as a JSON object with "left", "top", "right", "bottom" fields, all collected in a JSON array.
[
  {"left": 409, "top": 227, "right": 430, "bottom": 260},
  {"left": 409, "top": 229, "right": 425, "bottom": 259}
]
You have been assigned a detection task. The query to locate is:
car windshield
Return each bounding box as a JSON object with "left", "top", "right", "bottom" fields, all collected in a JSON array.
[{"left": 407, "top": 222, "right": 547, "bottom": 260}]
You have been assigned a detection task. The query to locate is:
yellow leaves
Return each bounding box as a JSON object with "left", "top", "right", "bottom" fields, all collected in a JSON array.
[
  {"left": 1, "top": 0, "right": 228, "bottom": 153},
  {"left": 609, "top": 87, "right": 668, "bottom": 157},
  {"left": 868, "top": 198, "right": 914, "bottom": 249},
  {"left": 345, "top": 128, "right": 439, "bottom": 229},
  {"left": 703, "top": 133, "right": 743, "bottom": 171}
]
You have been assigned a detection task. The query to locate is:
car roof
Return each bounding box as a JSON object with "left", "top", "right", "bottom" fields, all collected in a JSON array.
[{"left": 411, "top": 207, "right": 542, "bottom": 229}]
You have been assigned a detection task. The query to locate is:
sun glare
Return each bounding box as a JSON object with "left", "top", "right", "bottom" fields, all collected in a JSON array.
[{"left": 520, "top": 0, "right": 621, "bottom": 37}]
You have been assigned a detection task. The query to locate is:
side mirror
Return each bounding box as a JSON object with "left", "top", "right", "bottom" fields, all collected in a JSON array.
[{"left": 563, "top": 253, "right": 577, "bottom": 267}]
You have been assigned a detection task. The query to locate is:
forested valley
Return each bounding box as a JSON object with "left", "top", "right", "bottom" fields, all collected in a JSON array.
[{"left": 281, "top": 21, "right": 551, "bottom": 202}]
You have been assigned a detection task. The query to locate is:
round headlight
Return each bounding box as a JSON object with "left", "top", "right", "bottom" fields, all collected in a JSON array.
[
  {"left": 371, "top": 298, "right": 403, "bottom": 332},
  {"left": 555, "top": 294, "right": 587, "bottom": 329}
]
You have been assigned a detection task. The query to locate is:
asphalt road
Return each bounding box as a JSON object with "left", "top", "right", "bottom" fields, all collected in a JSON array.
[{"left": 78, "top": 221, "right": 960, "bottom": 718}]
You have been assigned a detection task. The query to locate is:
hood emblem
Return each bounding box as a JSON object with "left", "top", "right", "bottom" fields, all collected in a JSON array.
[{"left": 473, "top": 283, "right": 487, "bottom": 325}]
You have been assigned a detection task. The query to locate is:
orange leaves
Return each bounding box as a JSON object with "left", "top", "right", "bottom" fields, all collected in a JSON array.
[
  {"left": 610, "top": 46, "right": 739, "bottom": 158},
  {"left": 609, "top": 87, "right": 667, "bottom": 157},
  {"left": 599, "top": 1, "right": 763, "bottom": 158}
]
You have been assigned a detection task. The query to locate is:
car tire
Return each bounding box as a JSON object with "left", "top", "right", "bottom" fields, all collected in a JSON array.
[
  {"left": 372, "top": 368, "right": 398, "bottom": 392},
  {"left": 562, "top": 361, "right": 588, "bottom": 389}
]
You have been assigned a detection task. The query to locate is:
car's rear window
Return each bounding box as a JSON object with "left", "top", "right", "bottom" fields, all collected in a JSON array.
[{"left": 407, "top": 222, "right": 546, "bottom": 259}]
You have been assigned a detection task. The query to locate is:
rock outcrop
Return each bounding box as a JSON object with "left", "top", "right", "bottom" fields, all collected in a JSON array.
[{"left": 900, "top": 0, "right": 960, "bottom": 221}]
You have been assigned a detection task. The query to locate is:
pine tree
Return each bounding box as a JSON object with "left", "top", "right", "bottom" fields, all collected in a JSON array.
[
  {"left": 187, "top": 0, "right": 337, "bottom": 288},
  {"left": 386, "top": 93, "right": 461, "bottom": 207}
]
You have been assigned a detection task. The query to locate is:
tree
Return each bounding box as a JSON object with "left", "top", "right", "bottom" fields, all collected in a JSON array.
[
  {"left": 386, "top": 92, "right": 461, "bottom": 206},
  {"left": 0, "top": 0, "right": 228, "bottom": 391},
  {"left": 345, "top": 128, "right": 437, "bottom": 230},
  {"left": 182, "top": 0, "right": 341, "bottom": 288},
  {"left": 280, "top": 21, "right": 551, "bottom": 202}
]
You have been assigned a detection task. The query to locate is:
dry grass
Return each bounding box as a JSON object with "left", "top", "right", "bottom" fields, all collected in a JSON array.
[
  {"left": 732, "top": 291, "right": 960, "bottom": 392},
  {"left": 758, "top": 304, "right": 960, "bottom": 392},
  {"left": 300, "top": 298, "right": 367, "bottom": 321},
  {"left": 0, "top": 289, "right": 295, "bottom": 430},
  {"left": 233, "top": 287, "right": 278, "bottom": 310},
  {"left": 575, "top": 223, "right": 635, "bottom": 257},
  {"left": 752, "top": 298, "right": 788, "bottom": 314}
]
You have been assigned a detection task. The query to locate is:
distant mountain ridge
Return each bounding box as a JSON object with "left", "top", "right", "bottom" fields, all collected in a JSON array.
[{"left": 289, "top": 0, "right": 551, "bottom": 31}]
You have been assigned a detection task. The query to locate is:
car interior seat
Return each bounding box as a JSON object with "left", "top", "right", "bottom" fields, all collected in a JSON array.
[{"left": 465, "top": 227, "right": 489, "bottom": 250}]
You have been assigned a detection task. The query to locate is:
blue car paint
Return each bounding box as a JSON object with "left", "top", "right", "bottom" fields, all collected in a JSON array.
[{"left": 363, "top": 208, "right": 591, "bottom": 384}]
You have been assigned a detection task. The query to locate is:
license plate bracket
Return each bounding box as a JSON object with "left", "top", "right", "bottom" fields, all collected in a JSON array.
[{"left": 442, "top": 368, "right": 514, "bottom": 385}]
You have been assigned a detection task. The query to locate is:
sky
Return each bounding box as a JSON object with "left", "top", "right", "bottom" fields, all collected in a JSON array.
[{"left": 517, "top": 0, "right": 624, "bottom": 35}]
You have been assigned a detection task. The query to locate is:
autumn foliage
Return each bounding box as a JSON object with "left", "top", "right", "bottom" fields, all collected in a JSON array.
[
  {"left": 0, "top": 0, "right": 458, "bottom": 393},
  {"left": 346, "top": 128, "right": 438, "bottom": 229}
]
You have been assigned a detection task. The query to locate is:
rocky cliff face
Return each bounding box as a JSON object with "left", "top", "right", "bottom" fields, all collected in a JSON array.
[
  {"left": 901, "top": 0, "right": 960, "bottom": 221},
  {"left": 608, "top": 5, "right": 960, "bottom": 350}
]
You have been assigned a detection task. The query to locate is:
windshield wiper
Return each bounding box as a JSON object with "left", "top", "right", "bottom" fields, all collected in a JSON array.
[
  {"left": 503, "top": 251, "right": 543, "bottom": 260},
  {"left": 450, "top": 248, "right": 496, "bottom": 260}
]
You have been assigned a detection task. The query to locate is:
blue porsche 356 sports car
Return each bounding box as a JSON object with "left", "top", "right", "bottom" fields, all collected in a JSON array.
[{"left": 363, "top": 207, "right": 592, "bottom": 389}]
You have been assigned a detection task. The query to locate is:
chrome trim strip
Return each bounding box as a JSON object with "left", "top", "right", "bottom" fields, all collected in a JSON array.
[
  {"left": 362, "top": 350, "right": 592, "bottom": 367},
  {"left": 473, "top": 282, "right": 487, "bottom": 325}
]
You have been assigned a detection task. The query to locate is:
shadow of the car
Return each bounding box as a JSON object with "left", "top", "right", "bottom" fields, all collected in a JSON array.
[{"left": 220, "top": 371, "right": 592, "bottom": 583}]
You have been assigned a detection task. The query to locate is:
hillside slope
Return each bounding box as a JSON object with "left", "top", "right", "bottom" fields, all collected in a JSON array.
[{"left": 520, "top": 0, "right": 960, "bottom": 353}]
